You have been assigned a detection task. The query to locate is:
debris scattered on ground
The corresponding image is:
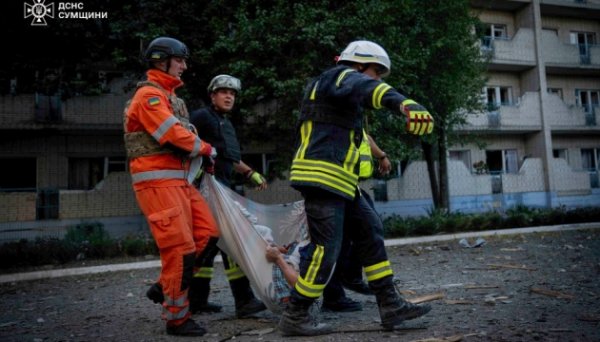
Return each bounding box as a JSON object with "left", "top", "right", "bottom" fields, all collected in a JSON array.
[
  {"left": 464, "top": 284, "right": 499, "bottom": 290},
  {"left": 444, "top": 299, "right": 474, "bottom": 305},
  {"left": 459, "top": 238, "right": 486, "bottom": 248},
  {"left": 408, "top": 292, "right": 445, "bottom": 304},
  {"left": 530, "top": 287, "right": 574, "bottom": 300},
  {"left": 240, "top": 327, "right": 274, "bottom": 336},
  {"left": 409, "top": 333, "right": 479, "bottom": 342},
  {"left": 577, "top": 313, "right": 600, "bottom": 322},
  {"left": 487, "top": 263, "right": 536, "bottom": 271}
]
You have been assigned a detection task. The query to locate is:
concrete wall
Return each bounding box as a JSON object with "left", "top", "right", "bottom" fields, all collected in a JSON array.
[
  {"left": 62, "top": 95, "right": 129, "bottom": 125},
  {"left": 478, "top": 9, "right": 516, "bottom": 36},
  {"left": 60, "top": 172, "right": 140, "bottom": 219},
  {"left": 502, "top": 158, "right": 545, "bottom": 193},
  {"left": 493, "top": 28, "right": 536, "bottom": 64}
]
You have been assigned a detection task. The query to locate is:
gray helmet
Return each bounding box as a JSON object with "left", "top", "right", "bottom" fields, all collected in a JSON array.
[
  {"left": 144, "top": 37, "right": 189, "bottom": 62},
  {"left": 207, "top": 74, "right": 241, "bottom": 94},
  {"left": 337, "top": 40, "right": 391, "bottom": 77}
]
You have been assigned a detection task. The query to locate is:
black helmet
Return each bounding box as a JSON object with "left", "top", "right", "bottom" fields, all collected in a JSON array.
[{"left": 144, "top": 37, "right": 189, "bottom": 63}]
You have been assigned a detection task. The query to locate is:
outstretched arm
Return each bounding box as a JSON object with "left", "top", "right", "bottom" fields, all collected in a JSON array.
[{"left": 266, "top": 246, "right": 298, "bottom": 287}]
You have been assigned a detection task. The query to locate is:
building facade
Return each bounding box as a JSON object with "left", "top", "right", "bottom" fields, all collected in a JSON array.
[{"left": 0, "top": 0, "right": 599, "bottom": 240}]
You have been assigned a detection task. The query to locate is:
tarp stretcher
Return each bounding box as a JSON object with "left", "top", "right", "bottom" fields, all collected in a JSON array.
[{"left": 199, "top": 175, "right": 306, "bottom": 313}]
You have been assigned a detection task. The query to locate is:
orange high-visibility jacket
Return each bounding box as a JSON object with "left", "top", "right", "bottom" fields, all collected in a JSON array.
[{"left": 124, "top": 69, "right": 211, "bottom": 190}]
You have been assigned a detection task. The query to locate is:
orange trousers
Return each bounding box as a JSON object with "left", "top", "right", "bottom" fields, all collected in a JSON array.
[{"left": 135, "top": 184, "right": 218, "bottom": 326}]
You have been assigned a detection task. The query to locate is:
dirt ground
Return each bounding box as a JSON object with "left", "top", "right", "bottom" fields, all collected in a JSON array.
[{"left": 1, "top": 228, "right": 599, "bottom": 342}]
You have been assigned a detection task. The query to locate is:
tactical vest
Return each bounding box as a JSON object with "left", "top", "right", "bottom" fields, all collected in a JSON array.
[{"left": 123, "top": 81, "right": 193, "bottom": 159}]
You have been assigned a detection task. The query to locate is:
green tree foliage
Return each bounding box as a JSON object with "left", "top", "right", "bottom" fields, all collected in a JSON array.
[{"left": 7, "top": 0, "right": 487, "bottom": 200}]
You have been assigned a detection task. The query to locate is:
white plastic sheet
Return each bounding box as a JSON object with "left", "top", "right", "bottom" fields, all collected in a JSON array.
[{"left": 198, "top": 175, "right": 306, "bottom": 313}]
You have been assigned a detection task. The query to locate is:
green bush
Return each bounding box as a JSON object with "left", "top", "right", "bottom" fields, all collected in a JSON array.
[
  {"left": 1, "top": 205, "right": 599, "bottom": 271},
  {"left": 64, "top": 222, "right": 118, "bottom": 259},
  {"left": 0, "top": 224, "right": 158, "bottom": 271},
  {"left": 383, "top": 205, "right": 600, "bottom": 239},
  {"left": 120, "top": 235, "right": 158, "bottom": 256}
]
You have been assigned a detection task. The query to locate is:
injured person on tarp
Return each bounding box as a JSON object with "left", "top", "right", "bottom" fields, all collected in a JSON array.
[{"left": 199, "top": 174, "right": 362, "bottom": 313}]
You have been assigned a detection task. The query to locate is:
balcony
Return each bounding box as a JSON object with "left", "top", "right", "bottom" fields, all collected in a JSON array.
[
  {"left": 0, "top": 93, "right": 129, "bottom": 131},
  {"left": 547, "top": 94, "right": 600, "bottom": 132},
  {"left": 540, "top": 0, "right": 600, "bottom": 20},
  {"left": 461, "top": 92, "right": 543, "bottom": 132},
  {"left": 542, "top": 31, "right": 600, "bottom": 76},
  {"left": 483, "top": 28, "right": 537, "bottom": 72}
]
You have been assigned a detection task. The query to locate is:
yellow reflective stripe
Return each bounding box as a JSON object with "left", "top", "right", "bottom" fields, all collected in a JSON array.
[
  {"left": 364, "top": 260, "right": 394, "bottom": 282},
  {"left": 418, "top": 114, "right": 428, "bottom": 135},
  {"left": 290, "top": 172, "right": 356, "bottom": 197},
  {"left": 290, "top": 171, "right": 356, "bottom": 197},
  {"left": 402, "top": 99, "right": 417, "bottom": 106},
  {"left": 292, "top": 159, "right": 358, "bottom": 184},
  {"left": 305, "top": 244, "right": 324, "bottom": 283},
  {"left": 227, "top": 255, "right": 237, "bottom": 267},
  {"left": 349, "top": 55, "right": 381, "bottom": 64},
  {"left": 225, "top": 266, "right": 245, "bottom": 281},
  {"left": 309, "top": 81, "right": 319, "bottom": 100},
  {"left": 343, "top": 130, "right": 359, "bottom": 172},
  {"left": 359, "top": 131, "right": 374, "bottom": 178},
  {"left": 295, "top": 276, "right": 326, "bottom": 298},
  {"left": 193, "top": 267, "right": 214, "bottom": 279},
  {"left": 295, "top": 121, "right": 313, "bottom": 160},
  {"left": 372, "top": 83, "right": 392, "bottom": 109},
  {"left": 335, "top": 69, "right": 355, "bottom": 87}
]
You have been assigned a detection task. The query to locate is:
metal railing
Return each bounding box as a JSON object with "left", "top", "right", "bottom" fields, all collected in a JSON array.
[
  {"left": 583, "top": 105, "right": 597, "bottom": 126},
  {"left": 490, "top": 171, "right": 503, "bottom": 194}
]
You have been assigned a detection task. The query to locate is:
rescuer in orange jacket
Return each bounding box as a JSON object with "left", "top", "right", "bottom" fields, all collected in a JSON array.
[{"left": 123, "top": 36, "right": 218, "bottom": 337}]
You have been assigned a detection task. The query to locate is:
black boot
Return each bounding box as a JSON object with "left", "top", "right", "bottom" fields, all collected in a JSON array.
[
  {"left": 322, "top": 296, "right": 362, "bottom": 312},
  {"left": 146, "top": 282, "right": 164, "bottom": 304},
  {"left": 341, "top": 278, "right": 373, "bottom": 295},
  {"left": 374, "top": 284, "right": 431, "bottom": 330},
  {"left": 188, "top": 278, "right": 222, "bottom": 314},
  {"left": 166, "top": 318, "right": 206, "bottom": 336},
  {"left": 278, "top": 297, "right": 332, "bottom": 336},
  {"left": 229, "top": 277, "right": 266, "bottom": 318}
]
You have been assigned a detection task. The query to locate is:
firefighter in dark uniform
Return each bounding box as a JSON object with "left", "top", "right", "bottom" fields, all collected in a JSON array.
[
  {"left": 188, "top": 75, "right": 267, "bottom": 318},
  {"left": 279, "top": 40, "right": 435, "bottom": 336}
]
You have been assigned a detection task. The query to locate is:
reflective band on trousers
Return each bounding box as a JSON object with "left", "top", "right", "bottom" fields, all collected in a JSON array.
[
  {"left": 163, "top": 306, "right": 189, "bottom": 320},
  {"left": 163, "top": 293, "right": 189, "bottom": 320},
  {"left": 131, "top": 170, "right": 187, "bottom": 184},
  {"left": 193, "top": 267, "right": 214, "bottom": 279},
  {"left": 225, "top": 265, "right": 245, "bottom": 281},
  {"left": 364, "top": 260, "right": 394, "bottom": 282}
]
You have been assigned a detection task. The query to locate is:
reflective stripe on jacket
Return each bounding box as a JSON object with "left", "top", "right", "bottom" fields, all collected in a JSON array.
[
  {"left": 290, "top": 65, "right": 408, "bottom": 199},
  {"left": 358, "top": 130, "right": 374, "bottom": 180}
]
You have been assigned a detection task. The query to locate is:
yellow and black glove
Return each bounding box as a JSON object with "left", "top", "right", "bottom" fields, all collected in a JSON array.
[
  {"left": 401, "top": 99, "right": 434, "bottom": 135},
  {"left": 245, "top": 169, "right": 267, "bottom": 190}
]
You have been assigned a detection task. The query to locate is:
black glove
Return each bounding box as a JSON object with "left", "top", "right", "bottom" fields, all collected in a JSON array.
[{"left": 202, "top": 155, "right": 215, "bottom": 175}]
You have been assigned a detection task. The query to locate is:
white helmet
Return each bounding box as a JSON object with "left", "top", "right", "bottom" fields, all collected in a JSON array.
[
  {"left": 207, "top": 74, "right": 241, "bottom": 94},
  {"left": 337, "top": 40, "right": 391, "bottom": 77}
]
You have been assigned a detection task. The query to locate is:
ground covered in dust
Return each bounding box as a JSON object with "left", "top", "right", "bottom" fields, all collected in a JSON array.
[{"left": 1, "top": 229, "right": 599, "bottom": 342}]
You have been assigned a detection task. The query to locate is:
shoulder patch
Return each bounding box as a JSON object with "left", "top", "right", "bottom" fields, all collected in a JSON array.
[{"left": 148, "top": 97, "right": 161, "bottom": 106}]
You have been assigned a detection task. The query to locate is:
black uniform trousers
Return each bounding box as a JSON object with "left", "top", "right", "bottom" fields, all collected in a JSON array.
[{"left": 291, "top": 186, "right": 388, "bottom": 304}]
